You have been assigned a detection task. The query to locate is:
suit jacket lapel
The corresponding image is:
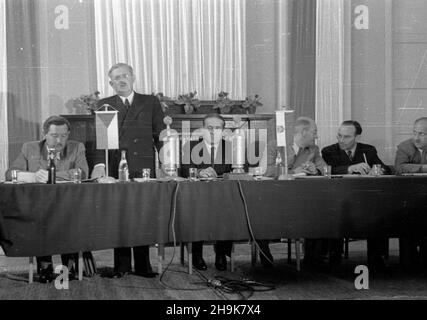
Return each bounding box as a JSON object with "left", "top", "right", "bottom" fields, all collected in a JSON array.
[
  {"left": 354, "top": 143, "right": 361, "bottom": 161},
  {"left": 118, "top": 93, "right": 144, "bottom": 138}
]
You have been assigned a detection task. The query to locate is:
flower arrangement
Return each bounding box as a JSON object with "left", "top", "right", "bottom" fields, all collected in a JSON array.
[
  {"left": 175, "top": 91, "right": 201, "bottom": 114},
  {"left": 152, "top": 92, "right": 173, "bottom": 113},
  {"left": 72, "top": 91, "right": 100, "bottom": 114},
  {"left": 152, "top": 91, "right": 262, "bottom": 115},
  {"left": 242, "top": 94, "right": 263, "bottom": 113},
  {"left": 213, "top": 91, "right": 235, "bottom": 114}
]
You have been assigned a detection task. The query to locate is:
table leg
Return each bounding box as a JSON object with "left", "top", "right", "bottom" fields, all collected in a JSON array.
[
  {"left": 78, "top": 251, "right": 83, "bottom": 281},
  {"left": 28, "top": 257, "right": 34, "bottom": 284}
]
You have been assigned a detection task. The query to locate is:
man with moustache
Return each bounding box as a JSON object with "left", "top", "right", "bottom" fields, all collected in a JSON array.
[
  {"left": 395, "top": 117, "right": 427, "bottom": 271},
  {"left": 91, "top": 63, "right": 165, "bottom": 278},
  {"left": 5, "top": 115, "right": 89, "bottom": 282}
]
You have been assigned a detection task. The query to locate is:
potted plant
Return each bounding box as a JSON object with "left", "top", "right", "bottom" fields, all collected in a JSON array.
[
  {"left": 213, "top": 91, "right": 235, "bottom": 114},
  {"left": 174, "top": 91, "right": 201, "bottom": 114},
  {"left": 152, "top": 92, "right": 177, "bottom": 114},
  {"left": 72, "top": 91, "right": 100, "bottom": 114},
  {"left": 240, "top": 94, "right": 262, "bottom": 114}
]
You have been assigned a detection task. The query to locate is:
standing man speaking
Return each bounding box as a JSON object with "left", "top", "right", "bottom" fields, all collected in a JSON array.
[{"left": 91, "top": 63, "right": 165, "bottom": 278}]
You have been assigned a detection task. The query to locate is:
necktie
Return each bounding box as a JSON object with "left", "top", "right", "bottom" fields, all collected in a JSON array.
[
  {"left": 210, "top": 145, "right": 215, "bottom": 166},
  {"left": 124, "top": 98, "right": 131, "bottom": 109},
  {"left": 347, "top": 150, "right": 353, "bottom": 161},
  {"left": 422, "top": 150, "right": 427, "bottom": 165}
]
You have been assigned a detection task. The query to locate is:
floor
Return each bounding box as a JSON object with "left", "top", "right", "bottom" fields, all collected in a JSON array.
[{"left": 1, "top": 239, "right": 427, "bottom": 300}]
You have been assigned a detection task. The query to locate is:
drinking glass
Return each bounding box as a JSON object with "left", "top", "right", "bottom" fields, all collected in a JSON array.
[
  {"left": 142, "top": 168, "right": 151, "bottom": 181},
  {"left": 372, "top": 164, "right": 382, "bottom": 176},
  {"left": 11, "top": 170, "right": 18, "bottom": 184},
  {"left": 72, "top": 168, "right": 82, "bottom": 183},
  {"left": 189, "top": 168, "right": 198, "bottom": 181},
  {"left": 323, "top": 165, "right": 332, "bottom": 178}
]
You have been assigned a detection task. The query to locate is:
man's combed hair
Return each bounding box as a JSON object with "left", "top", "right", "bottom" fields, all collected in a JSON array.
[
  {"left": 203, "top": 113, "right": 226, "bottom": 128},
  {"left": 108, "top": 63, "right": 134, "bottom": 78},
  {"left": 341, "top": 120, "right": 362, "bottom": 136},
  {"left": 43, "top": 116, "right": 71, "bottom": 134},
  {"left": 414, "top": 117, "right": 427, "bottom": 126},
  {"left": 294, "top": 117, "right": 314, "bottom": 133}
]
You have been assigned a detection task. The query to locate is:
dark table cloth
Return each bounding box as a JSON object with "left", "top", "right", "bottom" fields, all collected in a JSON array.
[{"left": 1, "top": 176, "right": 427, "bottom": 257}]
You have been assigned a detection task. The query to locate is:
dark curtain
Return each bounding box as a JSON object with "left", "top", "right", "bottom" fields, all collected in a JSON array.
[
  {"left": 290, "top": 0, "right": 316, "bottom": 119},
  {"left": 6, "top": 0, "right": 41, "bottom": 164}
]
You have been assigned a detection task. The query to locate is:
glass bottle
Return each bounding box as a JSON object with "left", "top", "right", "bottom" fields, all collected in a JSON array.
[
  {"left": 118, "top": 150, "right": 129, "bottom": 182},
  {"left": 47, "top": 150, "right": 56, "bottom": 184},
  {"left": 275, "top": 149, "right": 285, "bottom": 179}
]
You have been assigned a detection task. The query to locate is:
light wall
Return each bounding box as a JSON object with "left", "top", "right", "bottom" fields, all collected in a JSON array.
[
  {"left": 246, "top": 0, "right": 277, "bottom": 113},
  {"left": 351, "top": 0, "right": 393, "bottom": 164},
  {"left": 38, "top": 0, "right": 97, "bottom": 119}
]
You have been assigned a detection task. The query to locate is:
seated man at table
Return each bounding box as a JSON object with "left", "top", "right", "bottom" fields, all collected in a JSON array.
[
  {"left": 322, "top": 120, "right": 391, "bottom": 270},
  {"left": 259, "top": 117, "right": 327, "bottom": 267},
  {"left": 5, "top": 115, "right": 89, "bottom": 283},
  {"left": 395, "top": 117, "right": 427, "bottom": 272},
  {"left": 180, "top": 113, "right": 233, "bottom": 271}
]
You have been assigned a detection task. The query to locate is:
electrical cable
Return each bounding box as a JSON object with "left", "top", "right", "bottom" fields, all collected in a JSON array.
[
  {"left": 158, "top": 179, "right": 277, "bottom": 297},
  {"left": 236, "top": 180, "right": 275, "bottom": 267},
  {"left": 158, "top": 180, "right": 210, "bottom": 291},
  {"left": 203, "top": 275, "right": 276, "bottom": 300}
]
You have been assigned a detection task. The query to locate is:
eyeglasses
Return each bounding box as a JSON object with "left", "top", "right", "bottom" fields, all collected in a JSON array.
[
  {"left": 111, "top": 74, "right": 132, "bottom": 82},
  {"left": 207, "top": 126, "right": 224, "bottom": 131},
  {"left": 413, "top": 130, "right": 427, "bottom": 138}
]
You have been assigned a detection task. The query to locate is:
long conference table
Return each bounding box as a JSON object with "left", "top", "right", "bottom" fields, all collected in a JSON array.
[{"left": 1, "top": 176, "right": 427, "bottom": 258}]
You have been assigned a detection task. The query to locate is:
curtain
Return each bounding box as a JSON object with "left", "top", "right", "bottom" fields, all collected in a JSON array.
[
  {"left": 94, "top": 0, "right": 246, "bottom": 100},
  {"left": 315, "top": 0, "right": 346, "bottom": 149},
  {"left": 275, "top": 0, "right": 292, "bottom": 110},
  {"left": 6, "top": 0, "right": 41, "bottom": 164},
  {"left": 0, "top": 0, "right": 7, "bottom": 179},
  {"left": 290, "top": 0, "right": 316, "bottom": 118}
]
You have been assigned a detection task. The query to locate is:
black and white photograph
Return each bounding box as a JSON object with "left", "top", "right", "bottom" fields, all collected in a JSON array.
[{"left": 1, "top": 0, "right": 427, "bottom": 307}]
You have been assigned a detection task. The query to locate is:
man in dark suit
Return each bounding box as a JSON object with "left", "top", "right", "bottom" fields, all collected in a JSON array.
[
  {"left": 91, "top": 63, "right": 165, "bottom": 278},
  {"left": 395, "top": 117, "right": 427, "bottom": 271},
  {"left": 321, "top": 120, "right": 390, "bottom": 175},
  {"left": 180, "top": 113, "right": 233, "bottom": 271},
  {"left": 322, "top": 120, "right": 391, "bottom": 270}
]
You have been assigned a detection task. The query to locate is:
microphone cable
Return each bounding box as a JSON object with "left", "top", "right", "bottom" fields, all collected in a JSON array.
[
  {"left": 236, "top": 180, "right": 275, "bottom": 267},
  {"left": 197, "top": 272, "right": 276, "bottom": 300},
  {"left": 159, "top": 180, "right": 211, "bottom": 291}
]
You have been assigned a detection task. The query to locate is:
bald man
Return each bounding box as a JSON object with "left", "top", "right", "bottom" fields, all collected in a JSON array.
[
  {"left": 259, "top": 117, "right": 327, "bottom": 267},
  {"left": 395, "top": 117, "right": 427, "bottom": 272}
]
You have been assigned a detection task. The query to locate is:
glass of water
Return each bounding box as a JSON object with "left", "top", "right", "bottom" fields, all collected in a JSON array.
[
  {"left": 323, "top": 165, "right": 332, "bottom": 178},
  {"left": 72, "top": 168, "right": 82, "bottom": 183},
  {"left": 372, "top": 164, "right": 382, "bottom": 176},
  {"left": 142, "top": 168, "right": 151, "bottom": 181},
  {"left": 11, "top": 170, "right": 18, "bottom": 184},
  {"left": 189, "top": 168, "right": 198, "bottom": 181}
]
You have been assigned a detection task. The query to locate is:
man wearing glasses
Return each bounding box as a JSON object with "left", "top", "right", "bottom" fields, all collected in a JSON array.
[
  {"left": 395, "top": 117, "right": 427, "bottom": 272},
  {"left": 91, "top": 63, "right": 165, "bottom": 278},
  {"left": 180, "top": 114, "right": 234, "bottom": 271}
]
